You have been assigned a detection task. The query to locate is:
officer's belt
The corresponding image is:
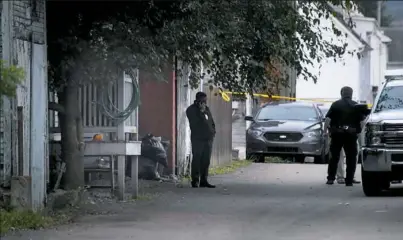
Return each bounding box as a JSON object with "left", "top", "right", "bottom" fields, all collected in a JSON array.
[{"left": 330, "top": 126, "right": 357, "bottom": 134}]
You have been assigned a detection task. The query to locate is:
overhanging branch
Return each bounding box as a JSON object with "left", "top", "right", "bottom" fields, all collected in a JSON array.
[{"left": 48, "top": 102, "right": 65, "bottom": 114}]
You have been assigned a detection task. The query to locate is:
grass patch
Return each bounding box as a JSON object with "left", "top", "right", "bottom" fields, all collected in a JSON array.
[
  {"left": 179, "top": 160, "right": 252, "bottom": 185},
  {"left": 0, "top": 208, "right": 55, "bottom": 235},
  {"left": 209, "top": 159, "right": 252, "bottom": 175},
  {"left": 131, "top": 192, "right": 159, "bottom": 201},
  {"left": 264, "top": 156, "right": 292, "bottom": 163}
]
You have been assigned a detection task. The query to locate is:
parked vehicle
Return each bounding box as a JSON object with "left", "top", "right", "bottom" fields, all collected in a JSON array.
[
  {"left": 361, "top": 76, "right": 403, "bottom": 196},
  {"left": 245, "top": 102, "right": 329, "bottom": 164}
]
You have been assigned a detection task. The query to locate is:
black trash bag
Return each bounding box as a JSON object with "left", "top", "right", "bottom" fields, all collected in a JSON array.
[
  {"left": 141, "top": 134, "right": 168, "bottom": 167},
  {"left": 138, "top": 156, "right": 161, "bottom": 180}
]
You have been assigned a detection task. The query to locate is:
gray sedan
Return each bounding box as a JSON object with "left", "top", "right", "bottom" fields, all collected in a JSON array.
[{"left": 245, "top": 102, "right": 329, "bottom": 163}]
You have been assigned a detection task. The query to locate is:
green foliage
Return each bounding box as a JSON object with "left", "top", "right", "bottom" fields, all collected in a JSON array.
[
  {"left": 0, "top": 209, "right": 53, "bottom": 235},
  {"left": 47, "top": 0, "right": 358, "bottom": 94},
  {"left": 209, "top": 159, "right": 252, "bottom": 175},
  {"left": 0, "top": 60, "right": 25, "bottom": 98}
]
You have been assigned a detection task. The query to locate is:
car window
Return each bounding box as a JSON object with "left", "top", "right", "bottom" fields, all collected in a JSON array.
[
  {"left": 256, "top": 105, "right": 318, "bottom": 121},
  {"left": 318, "top": 106, "right": 330, "bottom": 116},
  {"left": 374, "top": 85, "right": 403, "bottom": 112}
]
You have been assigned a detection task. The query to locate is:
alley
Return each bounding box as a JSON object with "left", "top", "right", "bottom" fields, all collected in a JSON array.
[{"left": 4, "top": 163, "right": 403, "bottom": 240}]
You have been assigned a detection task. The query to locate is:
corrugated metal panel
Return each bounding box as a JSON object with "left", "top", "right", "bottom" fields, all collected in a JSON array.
[
  {"left": 13, "top": 0, "right": 45, "bottom": 44},
  {"left": 0, "top": 0, "right": 2, "bottom": 55},
  {"left": 0, "top": 0, "right": 4, "bottom": 184},
  {"left": 188, "top": 87, "right": 198, "bottom": 157},
  {"left": 14, "top": 39, "right": 31, "bottom": 175},
  {"left": 206, "top": 87, "right": 232, "bottom": 167},
  {"left": 176, "top": 62, "right": 190, "bottom": 175},
  {"left": 1, "top": 0, "right": 13, "bottom": 187}
]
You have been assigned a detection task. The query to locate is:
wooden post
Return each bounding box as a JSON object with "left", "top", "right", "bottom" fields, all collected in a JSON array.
[
  {"left": 130, "top": 69, "right": 139, "bottom": 198},
  {"left": 17, "top": 107, "right": 23, "bottom": 176},
  {"left": 116, "top": 73, "right": 126, "bottom": 201},
  {"left": 131, "top": 155, "right": 138, "bottom": 198},
  {"left": 30, "top": 44, "right": 47, "bottom": 210}
]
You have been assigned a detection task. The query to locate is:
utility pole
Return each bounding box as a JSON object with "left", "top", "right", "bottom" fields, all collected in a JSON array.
[{"left": 377, "top": 1, "right": 382, "bottom": 27}]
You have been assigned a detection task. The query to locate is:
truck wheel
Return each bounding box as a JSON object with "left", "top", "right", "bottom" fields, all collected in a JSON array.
[
  {"left": 357, "top": 152, "right": 362, "bottom": 164},
  {"left": 256, "top": 155, "right": 265, "bottom": 163},
  {"left": 362, "top": 165, "right": 382, "bottom": 197},
  {"left": 295, "top": 156, "right": 305, "bottom": 163},
  {"left": 381, "top": 181, "right": 391, "bottom": 190}
]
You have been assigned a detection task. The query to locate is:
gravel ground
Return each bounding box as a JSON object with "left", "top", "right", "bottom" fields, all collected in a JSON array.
[{"left": 3, "top": 163, "right": 403, "bottom": 240}]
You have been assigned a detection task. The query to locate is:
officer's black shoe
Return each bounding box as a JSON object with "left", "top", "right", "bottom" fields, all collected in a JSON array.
[
  {"left": 200, "top": 182, "right": 216, "bottom": 188},
  {"left": 345, "top": 182, "right": 353, "bottom": 187},
  {"left": 326, "top": 180, "right": 334, "bottom": 185},
  {"left": 191, "top": 181, "right": 199, "bottom": 188}
]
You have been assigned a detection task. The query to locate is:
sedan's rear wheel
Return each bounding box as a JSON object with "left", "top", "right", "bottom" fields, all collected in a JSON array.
[
  {"left": 246, "top": 153, "right": 265, "bottom": 163},
  {"left": 314, "top": 152, "right": 329, "bottom": 164}
]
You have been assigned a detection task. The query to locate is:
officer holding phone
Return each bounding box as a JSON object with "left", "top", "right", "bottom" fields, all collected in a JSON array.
[{"left": 186, "top": 92, "right": 216, "bottom": 188}]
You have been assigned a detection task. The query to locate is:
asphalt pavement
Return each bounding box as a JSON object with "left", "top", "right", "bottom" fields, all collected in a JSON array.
[{"left": 4, "top": 163, "right": 403, "bottom": 240}]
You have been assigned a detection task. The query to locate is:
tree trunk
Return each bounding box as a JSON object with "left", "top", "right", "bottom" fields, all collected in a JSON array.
[{"left": 57, "top": 85, "right": 84, "bottom": 189}]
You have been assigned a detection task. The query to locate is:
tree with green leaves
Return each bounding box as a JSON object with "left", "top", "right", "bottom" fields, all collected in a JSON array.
[
  {"left": 47, "top": 0, "right": 359, "bottom": 189},
  {"left": 0, "top": 60, "right": 24, "bottom": 100}
]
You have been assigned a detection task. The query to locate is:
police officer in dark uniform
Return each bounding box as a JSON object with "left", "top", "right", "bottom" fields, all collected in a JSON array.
[
  {"left": 186, "top": 92, "right": 216, "bottom": 188},
  {"left": 324, "top": 86, "right": 365, "bottom": 186}
]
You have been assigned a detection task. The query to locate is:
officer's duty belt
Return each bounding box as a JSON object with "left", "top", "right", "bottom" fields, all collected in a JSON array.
[{"left": 330, "top": 126, "right": 357, "bottom": 134}]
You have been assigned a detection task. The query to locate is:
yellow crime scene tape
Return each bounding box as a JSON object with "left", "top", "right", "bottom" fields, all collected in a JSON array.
[{"left": 219, "top": 91, "right": 373, "bottom": 107}]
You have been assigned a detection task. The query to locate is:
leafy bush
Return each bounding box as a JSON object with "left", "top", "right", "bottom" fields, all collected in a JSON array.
[
  {"left": 0, "top": 60, "right": 25, "bottom": 99},
  {"left": 0, "top": 208, "right": 53, "bottom": 235}
]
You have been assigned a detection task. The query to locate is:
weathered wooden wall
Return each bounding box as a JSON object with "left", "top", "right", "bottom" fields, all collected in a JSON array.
[
  {"left": 1, "top": 0, "right": 15, "bottom": 187},
  {"left": 206, "top": 87, "right": 232, "bottom": 167},
  {"left": 0, "top": 0, "right": 5, "bottom": 186},
  {"left": 176, "top": 62, "right": 191, "bottom": 176},
  {"left": 0, "top": 0, "right": 48, "bottom": 210}
]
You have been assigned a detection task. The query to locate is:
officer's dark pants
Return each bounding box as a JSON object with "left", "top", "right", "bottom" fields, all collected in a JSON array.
[
  {"left": 327, "top": 132, "right": 358, "bottom": 183},
  {"left": 191, "top": 139, "right": 213, "bottom": 184}
]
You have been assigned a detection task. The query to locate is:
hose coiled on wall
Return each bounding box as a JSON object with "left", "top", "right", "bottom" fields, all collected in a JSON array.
[{"left": 98, "top": 68, "right": 141, "bottom": 123}]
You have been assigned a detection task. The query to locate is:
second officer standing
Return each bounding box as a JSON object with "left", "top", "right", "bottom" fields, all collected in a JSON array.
[{"left": 324, "top": 86, "right": 366, "bottom": 186}]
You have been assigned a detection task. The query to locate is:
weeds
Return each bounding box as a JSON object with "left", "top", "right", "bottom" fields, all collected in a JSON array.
[
  {"left": 131, "top": 192, "right": 159, "bottom": 201},
  {"left": 209, "top": 159, "right": 252, "bottom": 175},
  {"left": 264, "top": 157, "right": 292, "bottom": 163},
  {"left": 0, "top": 208, "right": 54, "bottom": 235}
]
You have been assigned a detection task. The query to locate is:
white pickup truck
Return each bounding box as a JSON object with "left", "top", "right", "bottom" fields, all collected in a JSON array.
[{"left": 360, "top": 75, "right": 403, "bottom": 196}]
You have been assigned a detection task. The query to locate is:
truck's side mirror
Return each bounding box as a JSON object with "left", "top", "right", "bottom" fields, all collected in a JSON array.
[
  {"left": 355, "top": 104, "right": 371, "bottom": 116},
  {"left": 244, "top": 116, "right": 254, "bottom": 121}
]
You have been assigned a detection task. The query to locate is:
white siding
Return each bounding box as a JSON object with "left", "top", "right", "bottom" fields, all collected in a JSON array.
[
  {"left": 297, "top": 15, "right": 365, "bottom": 101},
  {"left": 176, "top": 61, "right": 191, "bottom": 175},
  {"left": 352, "top": 17, "right": 390, "bottom": 89},
  {"left": 1, "top": 0, "right": 48, "bottom": 210}
]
